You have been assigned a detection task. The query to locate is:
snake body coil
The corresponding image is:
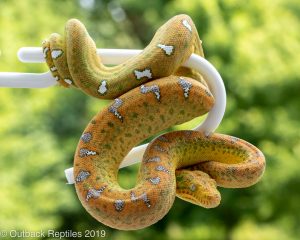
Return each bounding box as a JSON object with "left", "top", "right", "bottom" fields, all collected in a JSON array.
[{"left": 43, "top": 15, "right": 265, "bottom": 230}]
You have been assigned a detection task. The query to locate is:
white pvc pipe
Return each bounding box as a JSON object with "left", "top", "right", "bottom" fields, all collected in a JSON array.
[
  {"left": 17, "top": 47, "right": 143, "bottom": 65},
  {"left": 0, "top": 47, "right": 226, "bottom": 184},
  {"left": 0, "top": 72, "right": 55, "bottom": 88}
]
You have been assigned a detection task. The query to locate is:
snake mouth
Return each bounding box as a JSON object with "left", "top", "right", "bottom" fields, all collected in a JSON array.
[{"left": 176, "top": 191, "right": 221, "bottom": 209}]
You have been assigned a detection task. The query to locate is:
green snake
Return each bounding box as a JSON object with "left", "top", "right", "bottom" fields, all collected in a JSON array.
[{"left": 42, "top": 14, "right": 265, "bottom": 230}]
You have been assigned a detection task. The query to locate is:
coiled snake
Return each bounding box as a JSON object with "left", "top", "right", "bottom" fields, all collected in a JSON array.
[{"left": 42, "top": 14, "right": 265, "bottom": 230}]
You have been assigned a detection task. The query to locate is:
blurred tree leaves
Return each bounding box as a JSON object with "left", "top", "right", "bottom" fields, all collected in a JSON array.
[{"left": 0, "top": 0, "right": 300, "bottom": 239}]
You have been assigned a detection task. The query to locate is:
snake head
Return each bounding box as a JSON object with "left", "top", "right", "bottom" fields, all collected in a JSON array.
[{"left": 175, "top": 169, "right": 221, "bottom": 208}]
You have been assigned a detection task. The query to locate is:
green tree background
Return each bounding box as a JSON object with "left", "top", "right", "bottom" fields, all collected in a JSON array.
[{"left": 0, "top": 0, "right": 299, "bottom": 239}]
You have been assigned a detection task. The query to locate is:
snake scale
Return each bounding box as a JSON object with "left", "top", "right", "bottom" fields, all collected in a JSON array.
[{"left": 42, "top": 14, "right": 265, "bottom": 230}]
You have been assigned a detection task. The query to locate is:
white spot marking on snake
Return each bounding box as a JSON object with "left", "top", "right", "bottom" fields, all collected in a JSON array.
[
  {"left": 130, "top": 192, "right": 138, "bottom": 202},
  {"left": 114, "top": 200, "right": 125, "bottom": 211},
  {"left": 140, "top": 84, "right": 160, "bottom": 101},
  {"left": 51, "top": 49, "right": 63, "bottom": 59},
  {"left": 141, "top": 193, "right": 151, "bottom": 208},
  {"left": 75, "top": 170, "right": 91, "bottom": 183},
  {"left": 86, "top": 186, "right": 106, "bottom": 201},
  {"left": 64, "top": 79, "right": 72, "bottom": 85},
  {"left": 156, "top": 165, "right": 170, "bottom": 174},
  {"left": 148, "top": 177, "right": 161, "bottom": 185},
  {"left": 50, "top": 66, "right": 57, "bottom": 72},
  {"left": 134, "top": 69, "right": 152, "bottom": 80},
  {"left": 157, "top": 44, "right": 174, "bottom": 55},
  {"left": 81, "top": 132, "right": 92, "bottom": 143},
  {"left": 79, "top": 148, "right": 97, "bottom": 157},
  {"left": 98, "top": 80, "right": 108, "bottom": 95},
  {"left": 182, "top": 19, "right": 192, "bottom": 32},
  {"left": 145, "top": 156, "right": 161, "bottom": 163},
  {"left": 130, "top": 192, "right": 151, "bottom": 207},
  {"left": 109, "top": 98, "right": 124, "bottom": 122},
  {"left": 178, "top": 77, "right": 193, "bottom": 98}
]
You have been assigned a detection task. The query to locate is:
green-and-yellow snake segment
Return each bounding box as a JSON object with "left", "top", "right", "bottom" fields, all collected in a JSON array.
[{"left": 42, "top": 14, "right": 265, "bottom": 230}]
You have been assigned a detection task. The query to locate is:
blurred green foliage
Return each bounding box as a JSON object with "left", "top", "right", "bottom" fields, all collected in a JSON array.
[{"left": 0, "top": 0, "right": 300, "bottom": 239}]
